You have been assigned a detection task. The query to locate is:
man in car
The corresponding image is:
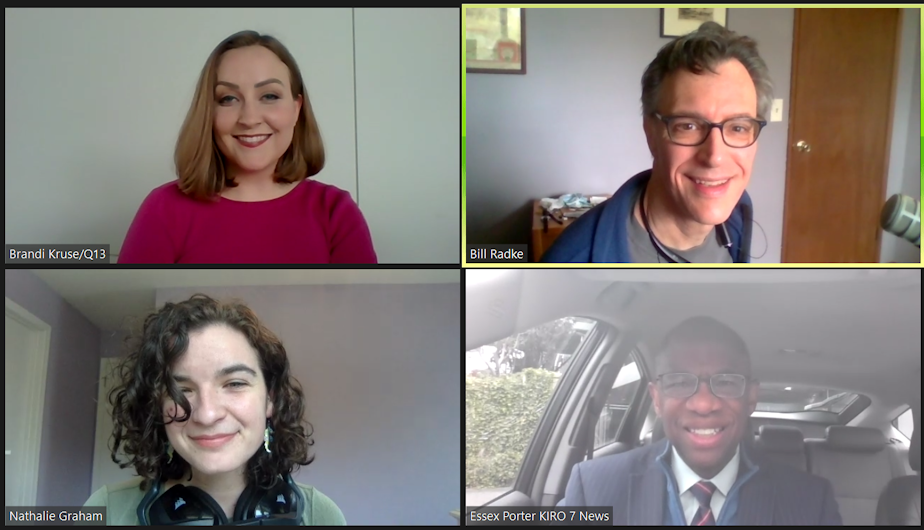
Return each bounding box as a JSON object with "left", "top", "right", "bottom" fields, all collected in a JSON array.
[{"left": 558, "top": 316, "right": 843, "bottom": 525}]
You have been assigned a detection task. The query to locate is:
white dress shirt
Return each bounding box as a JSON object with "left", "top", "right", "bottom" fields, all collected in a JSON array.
[{"left": 671, "top": 445, "right": 741, "bottom": 525}]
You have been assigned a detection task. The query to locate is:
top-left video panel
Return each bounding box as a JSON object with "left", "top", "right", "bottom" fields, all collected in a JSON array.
[{"left": 5, "top": 8, "right": 461, "bottom": 265}]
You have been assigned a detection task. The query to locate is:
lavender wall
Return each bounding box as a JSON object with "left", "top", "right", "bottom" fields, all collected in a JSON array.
[
  {"left": 879, "top": 9, "right": 922, "bottom": 264},
  {"left": 895, "top": 26, "right": 920, "bottom": 263},
  {"left": 4, "top": 270, "right": 101, "bottom": 507},
  {"left": 156, "top": 283, "right": 461, "bottom": 525},
  {"left": 466, "top": 7, "right": 920, "bottom": 263},
  {"left": 903, "top": 39, "right": 920, "bottom": 201},
  {"left": 99, "top": 329, "right": 129, "bottom": 358}
]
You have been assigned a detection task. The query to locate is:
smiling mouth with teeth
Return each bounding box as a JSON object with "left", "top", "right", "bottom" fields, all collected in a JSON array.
[
  {"left": 692, "top": 179, "right": 730, "bottom": 187},
  {"left": 686, "top": 427, "right": 725, "bottom": 436},
  {"left": 235, "top": 134, "right": 271, "bottom": 145}
]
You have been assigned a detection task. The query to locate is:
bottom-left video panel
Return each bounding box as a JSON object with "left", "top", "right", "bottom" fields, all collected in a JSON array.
[{"left": 5, "top": 268, "right": 462, "bottom": 526}]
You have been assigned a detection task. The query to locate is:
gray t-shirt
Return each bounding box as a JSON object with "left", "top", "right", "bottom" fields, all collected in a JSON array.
[{"left": 627, "top": 190, "right": 734, "bottom": 263}]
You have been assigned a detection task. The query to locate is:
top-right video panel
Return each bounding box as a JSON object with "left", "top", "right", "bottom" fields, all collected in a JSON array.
[{"left": 463, "top": 7, "right": 921, "bottom": 264}]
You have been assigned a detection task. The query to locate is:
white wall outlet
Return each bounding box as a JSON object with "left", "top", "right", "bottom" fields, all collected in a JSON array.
[{"left": 770, "top": 99, "right": 784, "bottom": 122}]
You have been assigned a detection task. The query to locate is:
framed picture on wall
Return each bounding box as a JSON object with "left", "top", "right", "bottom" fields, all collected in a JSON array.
[
  {"left": 660, "top": 8, "right": 728, "bottom": 38},
  {"left": 466, "top": 7, "right": 526, "bottom": 74}
]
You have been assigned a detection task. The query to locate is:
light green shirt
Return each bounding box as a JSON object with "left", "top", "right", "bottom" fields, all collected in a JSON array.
[{"left": 83, "top": 477, "right": 346, "bottom": 526}]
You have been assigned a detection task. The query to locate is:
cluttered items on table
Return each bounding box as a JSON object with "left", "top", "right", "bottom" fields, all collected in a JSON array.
[{"left": 539, "top": 194, "right": 609, "bottom": 225}]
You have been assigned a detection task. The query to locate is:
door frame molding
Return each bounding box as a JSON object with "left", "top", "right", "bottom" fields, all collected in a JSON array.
[{"left": 5, "top": 297, "right": 51, "bottom": 507}]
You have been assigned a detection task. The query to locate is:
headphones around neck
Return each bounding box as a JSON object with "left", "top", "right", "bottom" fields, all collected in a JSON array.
[
  {"left": 639, "top": 181, "right": 751, "bottom": 263},
  {"left": 137, "top": 473, "right": 307, "bottom": 526}
]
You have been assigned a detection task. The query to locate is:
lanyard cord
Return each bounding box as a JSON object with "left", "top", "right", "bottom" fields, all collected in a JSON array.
[
  {"left": 638, "top": 183, "right": 689, "bottom": 263},
  {"left": 639, "top": 183, "right": 734, "bottom": 263}
]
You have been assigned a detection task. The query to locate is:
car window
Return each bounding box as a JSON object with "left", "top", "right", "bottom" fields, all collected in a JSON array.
[
  {"left": 594, "top": 355, "right": 642, "bottom": 449},
  {"left": 756, "top": 384, "right": 859, "bottom": 414},
  {"left": 465, "top": 316, "right": 597, "bottom": 507},
  {"left": 893, "top": 408, "right": 914, "bottom": 439}
]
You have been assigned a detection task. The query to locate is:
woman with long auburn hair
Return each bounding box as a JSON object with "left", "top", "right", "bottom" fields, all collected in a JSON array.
[{"left": 118, "top": 31, "right": 377, "bottom": 264}]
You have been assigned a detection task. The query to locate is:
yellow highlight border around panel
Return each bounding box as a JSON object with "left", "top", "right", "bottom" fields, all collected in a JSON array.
[
  {"left": 462, "top": 5, "right": 924, "bottom": 267},
  {"left": 463, "top": 4, "right": 922, "bottom": 7},
  {"left": 463, "top": 263, "right": 922, "bottom": 269}
]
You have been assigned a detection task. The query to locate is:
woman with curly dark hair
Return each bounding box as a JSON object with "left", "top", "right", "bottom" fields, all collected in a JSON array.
[{"left": 83, "top": 294, "right": 345, "bottom": 525}]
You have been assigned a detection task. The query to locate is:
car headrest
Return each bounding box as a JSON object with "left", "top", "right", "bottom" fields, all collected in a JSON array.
[
  {"left": 910, "top": 408, "right": 920, "bottom": 472},
  {"left": 756, "top": 425, "right": 805, "bottom": 453},
  {"left": 824, "top": 426, "right": 886, "bottom": 453}
]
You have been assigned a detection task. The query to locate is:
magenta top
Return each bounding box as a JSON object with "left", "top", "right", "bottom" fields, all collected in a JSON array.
[{"left": 118, "top": 179, "right": 377, "bottom": 264}]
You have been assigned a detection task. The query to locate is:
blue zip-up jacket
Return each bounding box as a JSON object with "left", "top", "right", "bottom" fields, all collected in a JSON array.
[{"left": 539, "top": 170, "right": 753, "bottom": 263}]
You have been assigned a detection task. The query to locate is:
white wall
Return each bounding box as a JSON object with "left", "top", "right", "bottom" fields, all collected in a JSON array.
[
  {"left": 91, "top": 357, "right": 126, "bottom": 494},
  {"left": 355, "top": 9, "right": 461, "bottom": 263},
  {"left": 4, "top": 8, "right": 459, "bottom": 264}
]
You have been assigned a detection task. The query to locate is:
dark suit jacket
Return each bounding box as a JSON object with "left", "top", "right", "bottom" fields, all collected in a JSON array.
[{"left": 558, "top": 439, "right": 843, "bottom": 525}]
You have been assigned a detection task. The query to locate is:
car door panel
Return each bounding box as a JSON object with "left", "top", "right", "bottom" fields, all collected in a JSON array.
[{"left": 537, "top": 332, "right": 649, "bottom": 505}]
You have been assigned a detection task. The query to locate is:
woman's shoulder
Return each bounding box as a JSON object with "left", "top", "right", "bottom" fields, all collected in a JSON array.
[
  {"left": 84, "top": 477, "right": 146, "bottom": 525},
  {"left": 295, "top": 482, "right": 347, "bottom": 526},
  {"left": 292, "top": 179, "right": 366, "bottom": 229},
  {"left": 292, "top": 178, "right": 357, "bottom": 204},
  {"left": 133, "top": 181, "right": 199, "bottom": 217},
  {"left": 144, "top": 181, "right": 192, "bottom": 203},
  {"left": 85, "top": 477, "right": 145, "bottom": 503}
]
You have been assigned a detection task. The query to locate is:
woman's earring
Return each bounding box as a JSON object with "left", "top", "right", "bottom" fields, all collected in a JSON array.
[
  {"left": 264, "top": 422, "right": 274, "bottom": 454},
  {"left": 166, "top": 442, "right": 174, "bottom": 464}
]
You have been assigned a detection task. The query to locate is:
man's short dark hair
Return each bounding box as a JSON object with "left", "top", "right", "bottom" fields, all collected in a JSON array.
[
  {"left": 653, "top": 315, "right": 751, "bottom": 376},
  {"left": 641, "top": 21, "right": 774, "bottom": 120}
]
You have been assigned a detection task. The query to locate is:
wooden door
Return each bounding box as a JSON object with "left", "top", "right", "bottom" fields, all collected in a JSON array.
[{"left": 782, "top": 9, "right": 902, "bottom": 263}]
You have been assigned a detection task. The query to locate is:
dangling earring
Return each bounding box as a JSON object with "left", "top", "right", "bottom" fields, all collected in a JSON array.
[
  {"left": 264, "top": 420, "right": 274, "bottom": 454},
  {"left": 166, "top": 442, "right": 174, "bottom": 464}
]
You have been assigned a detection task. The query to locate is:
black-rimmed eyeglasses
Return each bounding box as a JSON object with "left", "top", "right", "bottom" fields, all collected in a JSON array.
[
  {"left": 657, "top": 373, "right": 750, "bottom": 399},
  {"left": 654, "top": 113, "right": 767, "bottom": 148}
]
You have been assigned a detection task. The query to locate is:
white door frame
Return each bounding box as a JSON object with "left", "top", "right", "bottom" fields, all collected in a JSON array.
[{"left": 5, "top": 297, "right": 51, "bottom": 507}]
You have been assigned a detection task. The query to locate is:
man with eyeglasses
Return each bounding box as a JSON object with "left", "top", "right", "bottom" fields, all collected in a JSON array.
[
  {"left": 558, "top": 317, "right": 843, "bottom": 525},
  {"left": 541, "top": 22, "right": 763, "bottom": 263}
]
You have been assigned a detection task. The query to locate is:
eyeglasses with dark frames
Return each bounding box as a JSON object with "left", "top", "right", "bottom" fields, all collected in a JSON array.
[
  {"left": 656, "top": 372, "right": 750, "bottom": 399},
  {"left": 654, "top": 113, "right": 767, "bottom": 148}
]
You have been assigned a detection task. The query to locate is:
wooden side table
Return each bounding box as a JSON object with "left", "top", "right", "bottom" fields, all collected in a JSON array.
[{"left": 530, "top": 196, "right": 610, "bottom": 261}]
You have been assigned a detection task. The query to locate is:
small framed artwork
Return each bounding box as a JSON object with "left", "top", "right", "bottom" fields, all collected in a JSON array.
[
  {"left": 660, "top": 8, "right": 728, "bottom": 38},
  {"left": 466, "top": 7, "right": 526, "bottom": 74}
]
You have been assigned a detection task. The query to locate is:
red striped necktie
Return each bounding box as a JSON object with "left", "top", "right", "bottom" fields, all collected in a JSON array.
[{"left": 690, "top": 480, "right": 717, "bottom": 526}]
